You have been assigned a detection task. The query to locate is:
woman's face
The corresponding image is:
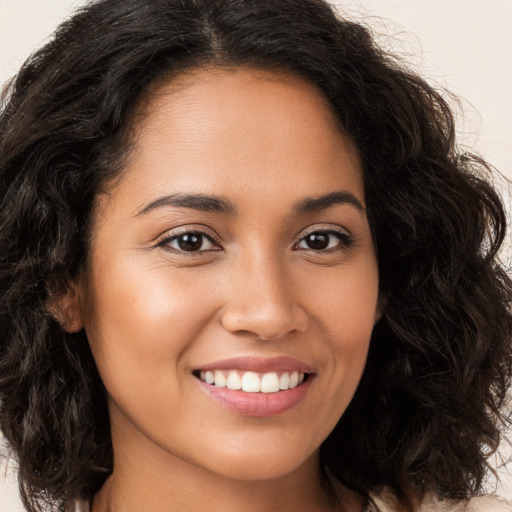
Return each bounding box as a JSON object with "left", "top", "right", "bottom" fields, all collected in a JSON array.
[{"left": 73, "top": 68, "right": 380, "bottom": 480}]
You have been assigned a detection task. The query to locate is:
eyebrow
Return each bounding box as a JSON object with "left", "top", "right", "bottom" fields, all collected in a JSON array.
[
  {"left": 293, "top": 191, "right": 365, "bottom": 215},
  {"left": 135, "top": 193, "right": 237, "bottom": 216},
  {"left": 135, "top": 190, "right": 364, "bottom": 217}
]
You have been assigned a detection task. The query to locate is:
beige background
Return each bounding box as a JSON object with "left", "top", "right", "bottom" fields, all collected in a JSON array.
[{"left": 1, "top": 0, "right": 511, "bottom": 510}]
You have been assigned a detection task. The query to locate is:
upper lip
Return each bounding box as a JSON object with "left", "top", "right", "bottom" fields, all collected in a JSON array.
[{"left": 195, "top": 356, "right": 316, "bottom": 374}]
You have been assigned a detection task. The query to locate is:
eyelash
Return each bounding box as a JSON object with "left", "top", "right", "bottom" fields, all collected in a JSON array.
[
  {"left": 156, "top": 228, "right": 222, "bottom": 253},
  {"left": 295, "top": 229, "right": 354, "bottom": 252},
  {"left": 156, "top": 227, "right": 354, "bottom": 254}
]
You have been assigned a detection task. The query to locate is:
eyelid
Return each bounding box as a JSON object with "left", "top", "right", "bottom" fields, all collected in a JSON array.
[
  {"left": 153, "top": 223, "right": 354, "bottom": 253},
  {"left": 295, "top": 224, "right": 351, "bottom": 241},
  {"left": 293, "top": 225, "right": 354, "bottom": 250}
]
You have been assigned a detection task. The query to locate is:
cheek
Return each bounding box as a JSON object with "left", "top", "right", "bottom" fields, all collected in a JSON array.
[
  {"left": 80, "top": 255, "right": 221, "bottom": 399},
  {"left": 305, "top": 259, "right": 379, "bottom": 402},
  {"left": 310, "top": 260, "right": 379, "bottom": 342}
]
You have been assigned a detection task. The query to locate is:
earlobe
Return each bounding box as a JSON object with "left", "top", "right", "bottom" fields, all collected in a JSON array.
[{"left": 46, "top": 278, "right": 84, "bottom": 333}]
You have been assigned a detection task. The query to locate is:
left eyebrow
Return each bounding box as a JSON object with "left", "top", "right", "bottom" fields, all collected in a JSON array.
[{"left": 293, "top": 191, "right": 365, "bottom": 215}]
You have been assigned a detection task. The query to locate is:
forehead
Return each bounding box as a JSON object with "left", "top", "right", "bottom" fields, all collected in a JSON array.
[
  {"left": 96, "top": 66, "right": 364, "bottom": 218},
  {"left": 136, "top": 66, "right": 345, "bottom": 140}
]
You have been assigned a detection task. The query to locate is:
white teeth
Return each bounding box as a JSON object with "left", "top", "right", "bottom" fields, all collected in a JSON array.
[
  {"left": 199, "top": 370, "right": 306, "bottom": 393},
  {"left": 261, "top": 372, "right": 280, "bottom": 393},
  {"left": 214, "top": 370, "right": 226, "bottom": 387},
  {"left": 241, "top": 371, "right": 260, "bottom": 392},
  {"left": 289, "top": 371, "right": 299, "bottom": 389},
  {"left": 226, "top": 370, "right": 242, "bottom": 390},
  {"left": 279, "top": 372, "right": 290, "bottom": 390}
]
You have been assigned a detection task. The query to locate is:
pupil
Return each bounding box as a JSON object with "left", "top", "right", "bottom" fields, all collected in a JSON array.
[
  {"left": 178, "top": 234, "right": 202, "bottom": 251},
  {"left": 307, "top": 233, "right": 329, "bottom": 250}
]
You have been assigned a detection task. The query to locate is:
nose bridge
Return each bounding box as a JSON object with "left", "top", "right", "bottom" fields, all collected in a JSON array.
[{"left": 219, "top": 248, "right": 308, "bottom": 340}]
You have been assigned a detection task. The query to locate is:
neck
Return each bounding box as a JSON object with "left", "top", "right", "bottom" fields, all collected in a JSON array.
[{"left": 93, "top": 463, "right": 336, "bottom": 512}]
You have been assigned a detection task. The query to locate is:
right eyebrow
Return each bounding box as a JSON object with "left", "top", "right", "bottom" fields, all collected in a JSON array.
[{"left": 135, "top": 193, "right": 237, "bottom": 216}]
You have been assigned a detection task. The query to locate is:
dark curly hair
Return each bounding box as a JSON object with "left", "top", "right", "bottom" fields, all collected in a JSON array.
[{"left": 1, "top": 0, "right": 511, "bottom": 510}]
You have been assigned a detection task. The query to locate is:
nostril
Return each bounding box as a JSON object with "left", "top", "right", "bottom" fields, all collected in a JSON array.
[{"left": 218, "top": 295, "right": 309, "bottom": 341}]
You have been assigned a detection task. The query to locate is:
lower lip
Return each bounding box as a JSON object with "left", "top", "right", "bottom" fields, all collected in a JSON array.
[{"left": 196, "top": 377, "right": 313, "bottom": 417}]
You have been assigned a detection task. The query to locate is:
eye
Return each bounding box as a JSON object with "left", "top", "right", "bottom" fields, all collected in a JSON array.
[
  {"left": 158, "top": 230, "right": 220, "bottom": 252},
  {"left": 295, "top": 230, "right": 352, "bottom": 251}
]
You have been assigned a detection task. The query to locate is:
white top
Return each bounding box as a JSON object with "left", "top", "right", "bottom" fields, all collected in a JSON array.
[{"left": 369, "top": 489, "right": 512, "bottom": 511}]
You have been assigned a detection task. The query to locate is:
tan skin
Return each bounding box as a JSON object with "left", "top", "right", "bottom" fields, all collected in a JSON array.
[{"left": 56, "top": 67, "right": 380, "bottom": 512}]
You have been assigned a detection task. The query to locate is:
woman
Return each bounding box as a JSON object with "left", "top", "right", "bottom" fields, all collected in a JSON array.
[{"left": 1, "top": 0, "right": 511, "bottom": 511}]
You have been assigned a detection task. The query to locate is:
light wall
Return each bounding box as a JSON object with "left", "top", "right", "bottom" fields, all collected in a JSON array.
[{"left": 1, "top": 1, "right": 511, "bottom": 510}]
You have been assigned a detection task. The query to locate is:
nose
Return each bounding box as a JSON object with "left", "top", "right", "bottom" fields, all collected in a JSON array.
[{"left": 219, "top": 255, "right": 308, "bottom": 341}]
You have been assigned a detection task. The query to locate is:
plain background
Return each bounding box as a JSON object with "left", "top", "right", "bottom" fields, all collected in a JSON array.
[{"left": 1, "top": 1, "right": 511, "bottom": 510}]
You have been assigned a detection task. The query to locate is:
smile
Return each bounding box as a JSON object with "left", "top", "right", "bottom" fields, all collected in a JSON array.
[
  {"left": 193, "top": 357, "right": 315, "bottom": 416},
  {"left": 198, "top": 370, "right": 306, "bottom": 393}
]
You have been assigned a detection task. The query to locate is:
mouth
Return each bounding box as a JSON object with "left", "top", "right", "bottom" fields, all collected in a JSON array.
[
  {"left": 192, "top": 357, "right": 315, "bottom": 417},
  {"left": 193, "top": 369, "right": 310, "bottom": 393}
]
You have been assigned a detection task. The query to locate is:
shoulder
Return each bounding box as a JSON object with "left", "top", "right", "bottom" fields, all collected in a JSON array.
[
  {"left": 419, "top": 494, "right": 512, "bottom": 512},
  {"left": 462, "top": 495, "right": 512, "bottom": 512},
  {"left": 369, "top": 488, "right": 512, "bottom": 512},
  {"left": 71, "top": 499, "right": 91, "bottom": 512}
]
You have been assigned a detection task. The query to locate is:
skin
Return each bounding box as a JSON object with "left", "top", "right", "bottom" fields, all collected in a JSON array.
[{"left": 59, "top": 67, "right": 380, "bottom": 512}]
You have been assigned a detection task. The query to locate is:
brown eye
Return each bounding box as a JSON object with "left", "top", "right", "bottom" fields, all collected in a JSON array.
[
  {"left": 162, "top": 231, "right": 219, "bottom": 252},
  {"left": 296, "top": 230, "right": 352, "bottom": 251},
  {"left": 176, "top": 233, "right": 204, "bottom": 251},
  {"left": 303, "top": 233, "right": 330, "bottom": 250}
]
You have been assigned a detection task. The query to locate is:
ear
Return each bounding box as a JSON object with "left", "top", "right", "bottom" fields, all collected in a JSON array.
[
  {"left": 374, "top": 293, "right": 386, "bottom": 325},
  {"left": 46, "top": 278, "right": 83, "bottom": 333}
]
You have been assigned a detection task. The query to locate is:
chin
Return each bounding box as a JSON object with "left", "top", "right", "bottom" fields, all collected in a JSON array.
[{"left": 195, "top": 441, "right": 318, "bottom": 482}]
